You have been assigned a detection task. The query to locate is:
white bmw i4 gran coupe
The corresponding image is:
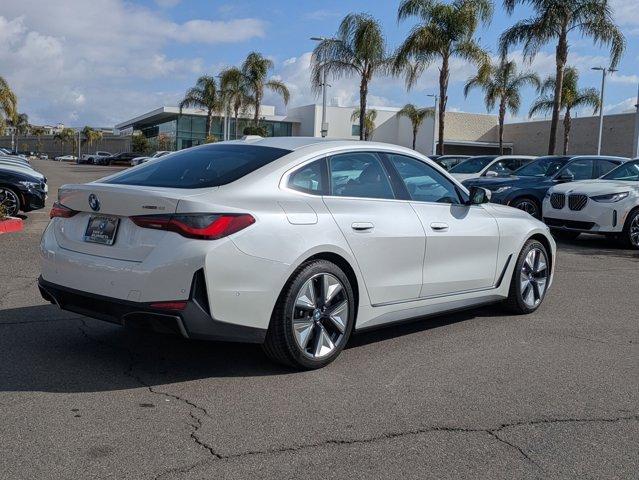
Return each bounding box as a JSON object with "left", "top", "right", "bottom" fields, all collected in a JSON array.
[{"left": 39, "top": 137, "right": 556, "bottom": 369}]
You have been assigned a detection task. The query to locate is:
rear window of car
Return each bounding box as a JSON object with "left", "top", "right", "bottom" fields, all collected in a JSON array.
[{"left": 105, "top": 144, "right": 291, "bottom": 188}]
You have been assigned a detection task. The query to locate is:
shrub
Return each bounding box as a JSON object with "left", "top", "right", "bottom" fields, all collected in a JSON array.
[
  {"left": 0, "top": 203, "right": 6, "bottom": 219},
  {"left": 243, "top": 124, "right": 268, "bottom": 137}
]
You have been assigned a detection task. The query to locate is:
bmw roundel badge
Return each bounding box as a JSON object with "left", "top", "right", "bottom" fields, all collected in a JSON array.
[{"left": 88, "top": 193, "right": 100, "bottom": 212}]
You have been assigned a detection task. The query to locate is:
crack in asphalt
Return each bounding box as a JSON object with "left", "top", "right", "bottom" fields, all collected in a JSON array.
[
  {"left": 75, "top": 318, "right": 638, "bottom": 479},
  {"left": 76, "top": 319, "right": 223, "bottom": 468}
]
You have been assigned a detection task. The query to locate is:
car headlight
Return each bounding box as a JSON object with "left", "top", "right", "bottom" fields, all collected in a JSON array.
[
  {"left": 18, "top": 180, "right": 40, "bottom": 189},
  {"left": 494, "top": 186, "right": 511, "bottom": 194},
  {"left": 591, "top": 192, "right": 629, "bottom": 203}
]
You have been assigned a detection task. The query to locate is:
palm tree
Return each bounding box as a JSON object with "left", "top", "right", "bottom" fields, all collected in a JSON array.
[
  {"left": 397, "top": 104, "right": 434, "bottom": 150},
  {"left": 219, "top": 67, "right": 251, "bottom": 139},
  {"left": 241, "top": 52, "right": 289, "bottom": 126},
  {"left": 9, "top": 113, "right": 29, "bottom": 151},
  {"left": 0, "top": 76, "right": 17, "bottom": 134},
  {"left": 500, "top": 0, "right": 625, "bottom": 155},
  {"left": 82, "top": 126, "right": 103, "bottom": 148},
  {"left": 30, "top": 125, "right": 46, "bottom": 154},
  {"left": 311, "top": 13, "right": 393, "bottom": 141},
  {"left": 529, "top": 67, "right": 600, "bottom": 155},
  {"left": 350, "top": 109, "right": 378, "bottom": 141},
  {"left": 395, "top": 0, "right": 492, "bottom": 155},
  {"left": 54, "top": 128, "right": 75, "bottom": 155},
  {"left": 464, "top": 57, "right": 540, "bottom": 154},
  {"left": 179, "top": 76, "right": 221, "bottom": 137}
]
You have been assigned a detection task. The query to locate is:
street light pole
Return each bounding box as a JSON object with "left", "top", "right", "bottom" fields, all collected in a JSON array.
[
  {"left": 427, "top": 94, "right": 438, "bottom": 155},
  {"left": 311, "top": 37, "right": 333, "bottom": 138},
  {"left": 592, "top": 67, "right": 617, "bottom": 155}
]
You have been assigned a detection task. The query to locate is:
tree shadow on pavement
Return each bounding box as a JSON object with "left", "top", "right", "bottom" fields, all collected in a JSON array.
[
  {"left": 555, "top": 235, "right": 639, "bottom": 259},
  {"left": 0, "top": 302, "right": 500, "bottom": 393}
]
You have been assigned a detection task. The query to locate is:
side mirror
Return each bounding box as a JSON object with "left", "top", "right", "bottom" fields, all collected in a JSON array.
[
  {"left": 485, "top": 170, "right": 499, "bottom": 177},
  {"left": 468, "top": 186, "right": 491, "bottom": 205},
  {"left": 557, "top": 172, "right": 574, "bottom": 182}
]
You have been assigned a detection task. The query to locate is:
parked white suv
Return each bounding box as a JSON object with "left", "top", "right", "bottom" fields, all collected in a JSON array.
[
  {"left": 543, "top": 159, "right": 639, "bottom": 248},
  {"left": 82, "top": 151, "right": 113, "bottom": 165}
]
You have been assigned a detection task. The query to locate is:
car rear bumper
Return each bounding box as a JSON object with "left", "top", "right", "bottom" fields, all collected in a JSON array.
[{"left": 38, "top": 275, "right": 267, "bottom": 343}]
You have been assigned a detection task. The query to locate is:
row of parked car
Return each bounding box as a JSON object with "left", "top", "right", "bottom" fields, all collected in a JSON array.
[
  {"left": 431, "top": 153, "right": 639, "bottom": 249},
  {"left": 0, "top": 150, "right": 48, "bottom": 217},
  {"left": 50, "top": 150, "right": 171, "bottom": 165}
]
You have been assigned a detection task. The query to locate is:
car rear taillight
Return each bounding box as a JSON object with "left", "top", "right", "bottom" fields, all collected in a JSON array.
[
  {"left": 50, "top": 202, "right": 79, "bottom": 219},
  {"left": 130, "top": 213, "right": 255, "bottom": 240}
]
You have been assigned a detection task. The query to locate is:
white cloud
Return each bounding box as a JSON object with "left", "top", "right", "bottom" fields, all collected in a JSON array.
[
  {"left": 610, "top": 0, "right": 639, "bottom": 33},
  {"left": 609, "top": 73, "right": 639, "bottom": 85},
  {"left": 604, "top": 96, "right": 637, "bottom": 113},
  {"left": 303, "top": 10, "right": 341, "bottom": 21},
  {"left": 0, "top": 0, "right": 265, "bottom": 125}
]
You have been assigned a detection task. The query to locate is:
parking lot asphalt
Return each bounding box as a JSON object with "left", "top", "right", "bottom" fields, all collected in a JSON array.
[{"left": 1, "top": 159, "right": 637, "bottom": 479}]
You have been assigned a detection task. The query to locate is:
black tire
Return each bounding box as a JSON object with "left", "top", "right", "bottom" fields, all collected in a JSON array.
[
  {"left": 503, "top": 239, "right": 550, "bottom": 314},
  {"left": 510, "top": 197, "right": 541, "bottom": 219},
  {"left": 262, "top": 259, "right": 356, "bottom": 370},
  {"left": 550, "top": 228, "right": 580, "bottom": 241},
  {"left": 0, "top": 187, "right": 21, "bottom": 216},
  {"left": 620, "top": 208, "right": 639, "bottom": 250}
]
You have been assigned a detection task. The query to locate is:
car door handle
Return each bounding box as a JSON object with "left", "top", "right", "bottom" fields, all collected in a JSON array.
[
  {"left": 351, "top": 222, "right": 374, "bottom": 231},
  {"left": 430, "top": 222, "right": 449, "bottom": 231}
]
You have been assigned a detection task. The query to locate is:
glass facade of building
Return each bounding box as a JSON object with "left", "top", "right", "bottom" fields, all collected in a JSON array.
[{"left": 140, "top": 114, "right": 293, "bottom": 151}]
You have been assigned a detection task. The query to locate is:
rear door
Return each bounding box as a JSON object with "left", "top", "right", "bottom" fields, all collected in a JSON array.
[
  {"left": 385, "top": 153, "right": 499, "bottom": 297},
  {"left": 323, "top": 151, "right": 425, "bottom": 305}
]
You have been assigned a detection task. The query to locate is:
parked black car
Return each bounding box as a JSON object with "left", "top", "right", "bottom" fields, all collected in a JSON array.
[
  {"left": 462, "top": 155, "right": 627, "bottom": 219},
  {"left": 0, "top": 165, "right": 47, "bottom": 217},
  {"left": 433, "top": 155, "right": 471, "bottom": 171},
  {"left": 103, "top": 152, "right": 144, "bottom": 165}
]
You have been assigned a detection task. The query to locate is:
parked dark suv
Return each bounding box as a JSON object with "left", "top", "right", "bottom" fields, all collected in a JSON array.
[
  {"left": 462, "top": 155, "right": 627, "bottom": 218},
  {"left": 103, "top": 152, "right": 144, "bottom": 165}
]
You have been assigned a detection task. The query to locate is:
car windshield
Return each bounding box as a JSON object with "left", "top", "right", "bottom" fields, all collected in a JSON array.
[
  {"left": 105, "top": 144, "right": 291, "bottom": 189},
  {"left": 449, "top": 156, "right": 497, "bottom": 174},
  {"left": 602, "top": 160, "right": 639, "bottom": 181},
  {"left": 515, "top": 156, "right": 570, "bottom": 177}
]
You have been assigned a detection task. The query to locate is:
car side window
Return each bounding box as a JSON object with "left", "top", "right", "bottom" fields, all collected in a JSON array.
[
  {"left": 289, "top": 159, "right": 324, "bottom": 194},
  {"left": 595, "top": 159, "right": 620, "bottom": 177},
  {"left": 387, "top": 154, "right": 462, "bottom": 204},
  {"left": 490, "top": 159, "right": 520, "bottom": 174},
  {"left": 562, "top": 160, "right": 594, "bottom": 180},
  {"left": 329, "top": 152, "right": 395, "bottom": 200}
]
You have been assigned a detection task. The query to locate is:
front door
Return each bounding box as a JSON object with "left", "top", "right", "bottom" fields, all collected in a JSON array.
[{"left": 386, "top": 153, "right": 500, "bottom": 297}]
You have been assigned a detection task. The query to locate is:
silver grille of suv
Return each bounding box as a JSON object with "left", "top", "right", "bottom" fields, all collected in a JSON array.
[{"left": 550, "top": 193, "right": 565, "bottom": 209}]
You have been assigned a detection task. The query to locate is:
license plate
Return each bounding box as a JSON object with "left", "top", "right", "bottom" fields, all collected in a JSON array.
[{"left": 84, "top": 215, "right": 119, "bottom": 245}]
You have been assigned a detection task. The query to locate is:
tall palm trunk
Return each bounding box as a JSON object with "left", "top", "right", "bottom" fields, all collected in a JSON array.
[
  {"left": 437, "top": 54, "right": 450, "bottom": 155},
  {"left": 359, "top": 77, "right": 368, "bottom": 141},
  {"left": 563, "top": 108, "right": 571, "bottom": 155},
  {"left": 205, "top": 109, "right": 213, "bottom": 137},
  {"left": 412, "top": 127, "right": 418, "bottom": 150},
  {"left": 549, "top": 28, "right": 568, "bottom": 155},
  {"left": 253, "top": 92, "right": 262, "bottom": 126},
  {"left": 498, "top": 99, "right": 506, "bottom": 155},
  {"left": 234, "top": 106, "right": 240, "bottom": 140}
]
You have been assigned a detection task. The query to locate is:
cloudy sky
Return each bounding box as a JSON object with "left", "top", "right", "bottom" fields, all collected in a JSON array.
[{"left": 1, "top": 0, "right": 637, "bottom": 127}]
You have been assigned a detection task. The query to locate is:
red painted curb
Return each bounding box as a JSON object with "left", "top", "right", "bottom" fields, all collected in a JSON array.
[{"left": 0, "top": 217, "right": 23, "bottom": 234}]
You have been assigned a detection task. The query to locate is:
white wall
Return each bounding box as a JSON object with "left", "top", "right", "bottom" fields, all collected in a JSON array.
[{"left": 286, "top": 104, "right": 436, "bottom": 155}]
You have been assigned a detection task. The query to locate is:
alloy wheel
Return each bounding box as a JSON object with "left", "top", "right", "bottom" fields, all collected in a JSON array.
[
  {"left": 519, "top": 247, "right": 548, "bottom": 309},
  {"left": 0, "top": 188, "right": 19, "bottom": 217},
  {"left": 291, "top": 273, "right": 348, "bottom": 359},
  {"left": 513, "top": 199, "right": 538, "bottom": 218},
  {"left": 630, "top": 213, "right": 639, "bottom": 247}
]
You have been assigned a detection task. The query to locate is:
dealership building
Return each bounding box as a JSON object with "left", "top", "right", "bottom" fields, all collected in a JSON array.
[{"left": 114, "top": 102, "right": 639, "bottom": 158}]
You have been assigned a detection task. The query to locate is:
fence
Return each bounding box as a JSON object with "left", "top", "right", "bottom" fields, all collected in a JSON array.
[{"left": 0, "top": 135, "right": 132, "bottom": 157}]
